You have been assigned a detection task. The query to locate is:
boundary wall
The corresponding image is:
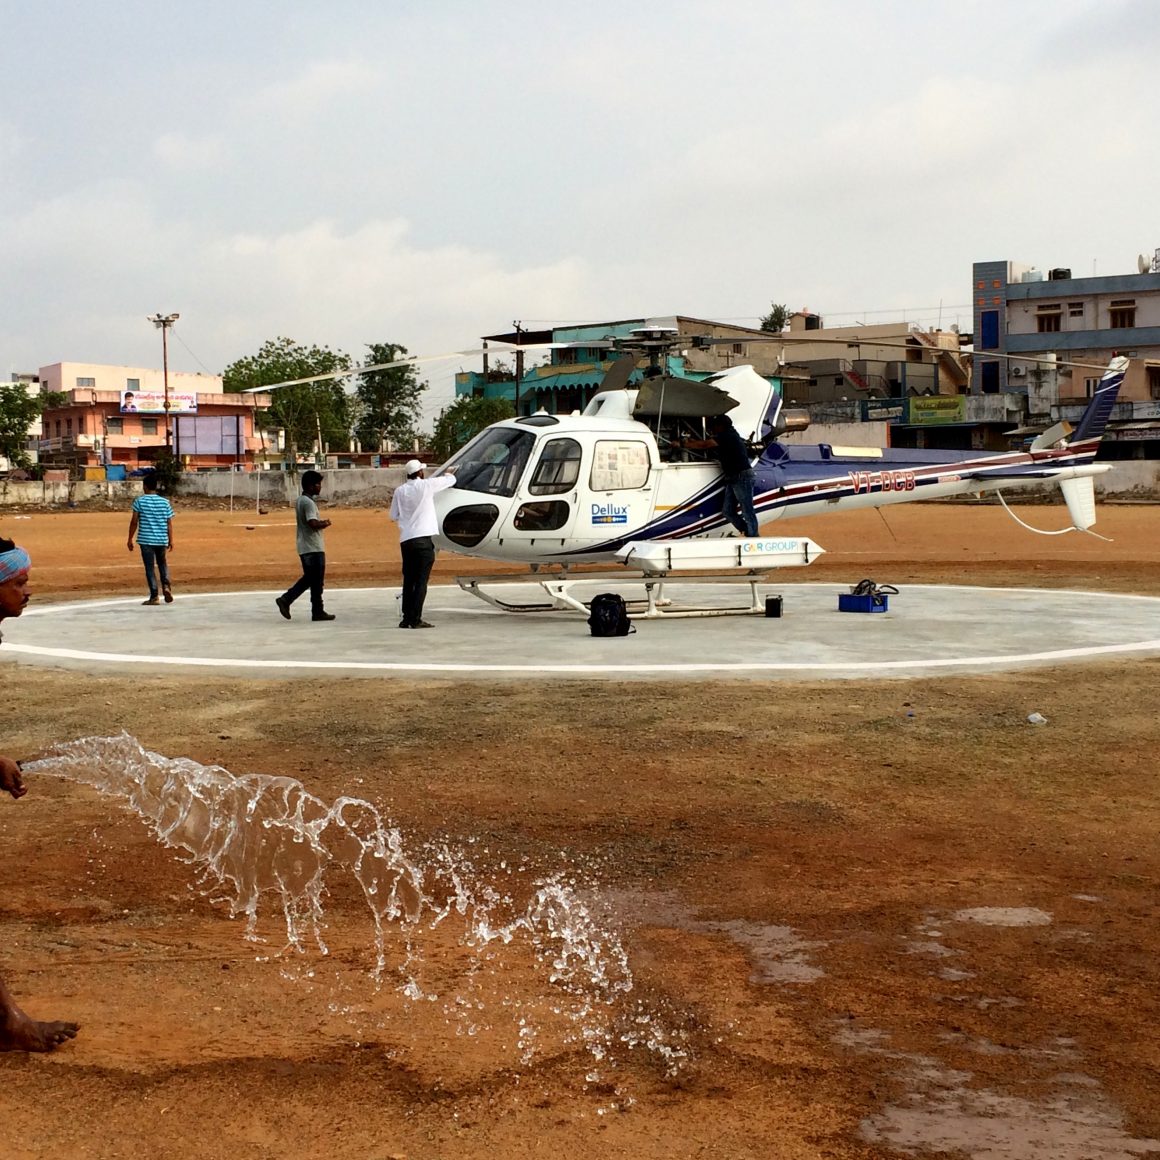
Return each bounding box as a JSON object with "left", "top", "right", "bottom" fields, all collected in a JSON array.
[{"left": 0, "top": 468, "right": 406, "bottom": 508}]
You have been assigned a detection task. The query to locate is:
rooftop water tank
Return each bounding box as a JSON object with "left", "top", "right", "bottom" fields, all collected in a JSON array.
[{"left": 1021, "top": 269, "right": 1045, "bottom": 283}]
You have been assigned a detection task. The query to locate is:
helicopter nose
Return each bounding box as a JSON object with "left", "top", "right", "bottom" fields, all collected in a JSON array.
[{"left": 441, "top": 501, "right": 501, "bottom": 548}]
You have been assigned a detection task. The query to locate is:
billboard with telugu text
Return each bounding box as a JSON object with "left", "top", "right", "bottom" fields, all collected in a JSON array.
[{"left": 120, "top": 390, "right": 198, "bottom": 414}]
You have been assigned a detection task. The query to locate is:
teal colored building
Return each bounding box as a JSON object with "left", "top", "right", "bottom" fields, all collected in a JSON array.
[{"left": 456, "top": 318, "right": 782, "bottom": 416}]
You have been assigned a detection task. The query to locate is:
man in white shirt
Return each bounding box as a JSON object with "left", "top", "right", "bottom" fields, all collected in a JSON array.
[{"left": 389, "top": 459, "right": 456, "bottom": 628}]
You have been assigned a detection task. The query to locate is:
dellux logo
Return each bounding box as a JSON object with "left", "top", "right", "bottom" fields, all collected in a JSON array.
[{"left": 591, "top": 502, "right": 629, "bottom": 525}]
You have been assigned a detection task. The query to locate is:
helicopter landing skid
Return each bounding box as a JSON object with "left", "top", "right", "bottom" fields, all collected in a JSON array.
[{"left": 456, "top": 570, "right": 773, "bottom": 619}]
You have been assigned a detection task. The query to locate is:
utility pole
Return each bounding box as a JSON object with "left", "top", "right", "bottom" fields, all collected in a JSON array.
[
  {"left": 148, "top": 313, "right": 180, "bottom": 453},
  {"left": 513, "top": 320, "right": 524, "bottom": 415}
]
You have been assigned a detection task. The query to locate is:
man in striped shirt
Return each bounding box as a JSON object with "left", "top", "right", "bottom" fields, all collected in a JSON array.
[{"left": 127, "top": 473, "right": 174, "bottom": 606}]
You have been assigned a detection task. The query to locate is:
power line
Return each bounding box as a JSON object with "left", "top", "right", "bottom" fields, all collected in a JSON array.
[
  {"left": 169, "top": 328, "right": 218, "bottom": 376},
  {"left": 509, "top": 304, "right": 976, "bottom": 330}
]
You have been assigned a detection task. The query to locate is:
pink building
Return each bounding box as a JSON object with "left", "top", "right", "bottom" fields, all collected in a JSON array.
[{"left": 37, "top": 362, "right": 272, "bottom": 472}]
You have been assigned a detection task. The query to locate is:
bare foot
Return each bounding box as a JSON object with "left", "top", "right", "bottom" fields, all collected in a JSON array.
[{"left": 0, "top": 1010, "right": 80, "bottom": 1052}]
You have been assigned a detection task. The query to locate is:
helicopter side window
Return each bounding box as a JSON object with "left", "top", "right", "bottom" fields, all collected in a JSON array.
[
  {"left": 590, "top": 440, "right": 650, "bottom": 490},
  {"left": 528, "top": 437, "right": 582, "bottom": 495},
  {"left": 441, "top": 428, "right": 534, "bottom": 498},
  {"left": 513, "top": 500, "right": 571, "bottom": 531}
]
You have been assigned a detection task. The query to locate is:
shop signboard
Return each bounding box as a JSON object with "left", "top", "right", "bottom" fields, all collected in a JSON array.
[
  {"left": 907, "top": 396, "right": 966, "bottom": 425},
  {"left": 861, "top": 399, "right": 906, "bottom": 423}
]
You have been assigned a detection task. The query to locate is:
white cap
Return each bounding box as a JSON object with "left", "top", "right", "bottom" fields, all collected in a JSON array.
[{"left": 404, "top": 459, "right": 425, "bottom": 476}]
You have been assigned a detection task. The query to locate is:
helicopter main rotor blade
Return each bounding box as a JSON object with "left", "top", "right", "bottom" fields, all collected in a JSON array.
[
  {"left": 241, "top": 339, "right": 624, "bottom": 394},
  {"left": 240, "top": 352, "right": 462, "bottom": 394},
  {"left": 692, "top": 334, "right": 1112, "bottom": 373},
  {"left": 598, "top": 353, "right": 637, "bottom": 393}
]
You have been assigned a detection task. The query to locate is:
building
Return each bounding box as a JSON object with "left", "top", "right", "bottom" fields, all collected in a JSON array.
[
  {"left": 453, "top": 313, "right": 984, "bottom": 451},
  {"left": 766, "top": 313, "right": 980, "bottom": 451},
  {"left": 775, "top": 312, "right": 968, "bottom": 402},
  {"left": 456, "top": 316, "right": 788, "bottom": 416},
  {"left": 37, "top": 362, "right": 273, "bottom": 473},
  {"left": 973, "top": 254, "right": 1160, "bottom": 455}
]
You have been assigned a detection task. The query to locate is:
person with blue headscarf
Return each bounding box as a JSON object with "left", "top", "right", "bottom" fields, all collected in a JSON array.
[
  {"left": 0, "top": 538, "right": 80, "bottom": 1051},
  {"left": 0, "top": 538, "right": 31, "bottom": 632}
]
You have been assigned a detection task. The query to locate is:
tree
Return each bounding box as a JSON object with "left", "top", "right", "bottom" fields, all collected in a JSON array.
[
  {"left": 430, "top": 396, "right": 515, "bottom": 461},
  {"left": 0, "top": 383, "right": 42, "bottom": 469},
  {"left": 760, "top": 303, "right": 791, "bottom": 333},
  {"left": 222, "top": 338, "right": 352, "bottom": 467},
  {"left": 149, "top": 449, "right": 182, "bottom": 496},
  {"left": 485, "top": 358, "right": 517, "bottom": 384},
  {"left": 353, "top": 342, "right": 425, "bottom": 451}
]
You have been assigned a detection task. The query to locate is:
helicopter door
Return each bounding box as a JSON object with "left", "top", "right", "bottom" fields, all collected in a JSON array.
[
  {"left": 497, "top": 435, "right": 584, "bottom": 546},
  {"left": 584, "top": 438, "right": 656, "bottom": 546}
]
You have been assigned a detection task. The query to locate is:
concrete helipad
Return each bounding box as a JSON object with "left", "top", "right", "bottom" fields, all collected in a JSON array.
[{"left": 4, "top": 581, "right": 1160, "bottom": 681}]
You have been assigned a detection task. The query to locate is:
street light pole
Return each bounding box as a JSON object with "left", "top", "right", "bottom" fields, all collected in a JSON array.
[{"left": 148, "top": 313, "right": 180, "bottom": 455}]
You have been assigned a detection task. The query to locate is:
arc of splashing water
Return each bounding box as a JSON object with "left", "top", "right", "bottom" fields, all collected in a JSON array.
[
  {"left": 24, "top": 734, "right": 639, "bottom": 1013},
  {"left": 28, "top": 734, "right": 427, "bottom": 974},
  {"left": 26, "top": 734, "right": 691, "bottom": 1073}
]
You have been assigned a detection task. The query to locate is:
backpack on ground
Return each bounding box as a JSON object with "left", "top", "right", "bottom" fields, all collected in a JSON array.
[{"left": 588, "top": 592, "right": 634, "bottom": 637}]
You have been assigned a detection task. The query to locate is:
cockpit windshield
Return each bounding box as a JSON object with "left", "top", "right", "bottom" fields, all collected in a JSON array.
[{"left": 440, "top": 427, "right": 536, "bottom": 498}]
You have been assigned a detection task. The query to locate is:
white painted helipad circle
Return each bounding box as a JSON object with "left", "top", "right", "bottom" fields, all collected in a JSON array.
[{"left": 3, "top": 582, "right": 1159, "bottom": 681}]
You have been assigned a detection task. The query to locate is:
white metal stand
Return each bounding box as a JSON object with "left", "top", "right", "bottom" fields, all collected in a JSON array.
[{"left": 455, "top": 536, "right": 823, "bottom": 619}]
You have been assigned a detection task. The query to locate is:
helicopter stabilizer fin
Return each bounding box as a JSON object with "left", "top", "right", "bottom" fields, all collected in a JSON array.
[{"left": 1059, "top": 475, "right": 1097, "bottom": 531}]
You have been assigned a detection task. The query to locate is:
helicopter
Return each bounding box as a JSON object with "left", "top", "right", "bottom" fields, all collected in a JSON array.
[
  {"left": 429, "top": 327, "right": 1125, "bottom": 558},
  {"left": 247, "top": 326, "right": 1126, "bottom": 615}
]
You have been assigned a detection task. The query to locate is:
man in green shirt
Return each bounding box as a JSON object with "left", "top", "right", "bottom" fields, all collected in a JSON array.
[{"left": 275, "top": 470, "right": 335, "bottom": 621}]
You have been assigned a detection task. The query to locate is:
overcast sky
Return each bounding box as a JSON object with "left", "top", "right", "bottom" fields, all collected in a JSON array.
[{"left": 3, "top": 0, "right": 1157, "bottom": 426}]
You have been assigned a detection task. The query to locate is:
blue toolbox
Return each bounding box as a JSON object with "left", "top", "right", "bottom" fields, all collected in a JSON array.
[
  {"left": 838, "top": 580, "right": 897, "bottom": 613},
  {"left": 838, "top": 593, "right": 888, "bottom": 613}
]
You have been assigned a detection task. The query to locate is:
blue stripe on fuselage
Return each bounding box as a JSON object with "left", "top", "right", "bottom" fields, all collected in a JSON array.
[{"left": 557, "top": 442, "right": 1097, "bottom": 557}]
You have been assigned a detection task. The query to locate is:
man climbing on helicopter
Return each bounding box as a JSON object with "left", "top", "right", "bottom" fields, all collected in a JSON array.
[{"left": 679, "top": 413, "right": 759, "bottom": 537}]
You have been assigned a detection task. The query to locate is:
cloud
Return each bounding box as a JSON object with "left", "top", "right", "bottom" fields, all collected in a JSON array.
[
  {"left": 0, "top": 121, "right": 23, "bottom": 166},
  {"left": 154, "top": 132, "right": 226, "bottom": 171},
  {"left": 0, "top": 186, "right": 600, "bottom": 423},
  {"left": 3, "top": 0, "right": 1160, "bottom": 415},
  {"left": 249, "top": 57, "right": 385, "bottom": 116},
  {"left": 202, "top": 217, "right": 596, "bottom": 357},
  {"left": 1040, "top": 0, "right": 1160, "bottom": 62}
]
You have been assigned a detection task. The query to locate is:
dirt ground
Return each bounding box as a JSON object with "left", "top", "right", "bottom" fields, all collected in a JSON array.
[{"left": 1, "top": 500, "right": 1159, "bottom": 1159}]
